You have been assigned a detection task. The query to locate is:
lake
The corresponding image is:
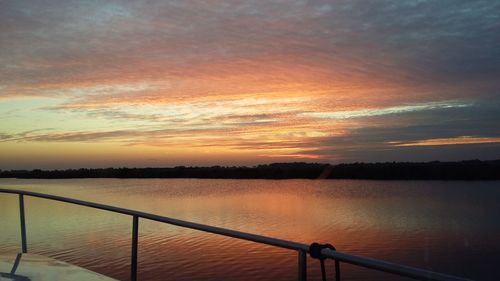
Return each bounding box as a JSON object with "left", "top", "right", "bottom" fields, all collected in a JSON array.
[{"left": 0, "top": 179, "right": 499, "bottom": 281}]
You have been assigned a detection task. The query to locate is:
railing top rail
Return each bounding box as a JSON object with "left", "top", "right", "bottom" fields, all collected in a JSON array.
[{"left": 0, "top": 188, "right": 473, "bottom": 281}]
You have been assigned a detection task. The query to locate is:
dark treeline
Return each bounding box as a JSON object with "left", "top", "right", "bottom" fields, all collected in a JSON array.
[{"left": 1, "top": 160, "right": 499, "bottom": 180}]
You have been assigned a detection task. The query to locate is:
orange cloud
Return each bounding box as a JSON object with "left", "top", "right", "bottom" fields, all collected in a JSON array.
[{"left": 391, "top": 136, "right": 500, "bottom": 147}]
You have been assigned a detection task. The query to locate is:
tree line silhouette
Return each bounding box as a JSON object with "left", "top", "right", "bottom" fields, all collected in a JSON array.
[{"left": 0, "top": 160, "right": 499, "bottom": 180}]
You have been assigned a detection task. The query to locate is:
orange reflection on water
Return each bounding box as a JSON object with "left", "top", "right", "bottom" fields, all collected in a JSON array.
[{"left": 1, "top": 178, "right": 499, "bottom": 280}]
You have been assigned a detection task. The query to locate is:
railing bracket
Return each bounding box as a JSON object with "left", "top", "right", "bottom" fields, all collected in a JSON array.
[{"left": 309, "top": 242, "right": 340, "bottom": 281}]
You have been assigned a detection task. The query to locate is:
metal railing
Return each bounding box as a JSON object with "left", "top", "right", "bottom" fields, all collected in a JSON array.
[{"left": 0, "top": 188, "right": 473, "bottom": 281}]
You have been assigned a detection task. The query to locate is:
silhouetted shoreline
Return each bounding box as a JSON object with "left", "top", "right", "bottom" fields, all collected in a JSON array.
[{"left": 1, "top": 160, "right": 499, "bottom": 180}]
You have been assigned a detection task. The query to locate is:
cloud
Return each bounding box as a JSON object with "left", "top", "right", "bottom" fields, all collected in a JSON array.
[
  {"left": 1, "top": 0, "right": 499, "bottom": 166},
  {"left": 390, "top": 136, "right": 500, "bottom": 147},
  {"left": 2, "top": 1, "right": 499, "bottom": 97},
  {"left": 0, "top": 133, "right": 13, "bottom": 140},
  {"left": 21, "top": 130, "right": 138, "bottom": 143},
  {"left": 3, "top": 96, "right": 500, "bottom": 162},
  {"left": 301, "top": 100, "right": 472, "bottom": 120}
]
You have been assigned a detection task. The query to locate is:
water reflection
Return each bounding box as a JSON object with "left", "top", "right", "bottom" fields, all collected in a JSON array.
[{"left": 0, "top": 179, "right": 499, "bottom": 280}]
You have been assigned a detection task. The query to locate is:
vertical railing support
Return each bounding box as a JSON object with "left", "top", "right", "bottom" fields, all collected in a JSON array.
[
  {"left": 335, "top": 259, "right": 341, "bottom": 281},
  {"left": 298, "top": 249, "right": 307, "bottom": 281},
  {"left": 19, "top": 194, "right": 27, "bottom": 253},
  {"left": 131, "top": 215, "right": 139, "bottom": 281}
]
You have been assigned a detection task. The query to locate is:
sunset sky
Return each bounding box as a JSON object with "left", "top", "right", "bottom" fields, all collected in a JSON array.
[{"left": 1, "top": 0, "right": 499, "bottom": 169}]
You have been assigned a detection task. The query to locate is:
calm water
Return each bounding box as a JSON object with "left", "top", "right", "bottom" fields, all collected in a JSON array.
[{"left": 0, "top": 179, "right": 499, "bottom": 281}]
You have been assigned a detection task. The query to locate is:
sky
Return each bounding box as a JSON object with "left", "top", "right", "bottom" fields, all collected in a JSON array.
[{"left": 1, "top": 0, "right": 500, "bottom": 169}]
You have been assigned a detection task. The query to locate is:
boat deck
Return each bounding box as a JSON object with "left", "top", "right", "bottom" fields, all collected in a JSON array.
[{"left": 0, "top": 253, "right": 116, "bottom": 281}]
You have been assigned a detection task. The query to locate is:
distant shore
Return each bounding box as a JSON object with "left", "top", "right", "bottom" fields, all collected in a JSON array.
[{"left": 1, "top": 160, "right": 499, "bottom": 180}]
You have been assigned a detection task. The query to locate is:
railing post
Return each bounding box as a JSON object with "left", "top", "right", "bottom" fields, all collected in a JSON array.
[
  {"left": 19, "top": 194, "right": 27, "bottom": 253},
  {"left": 131, "top": 215, "right": 139, "bottom": 281},
  {"left": 335, "top": 259, "right": 341, "bottom": 281},
  {"left": 298, "top": 249, "right": 307, "bottom": 281}
]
